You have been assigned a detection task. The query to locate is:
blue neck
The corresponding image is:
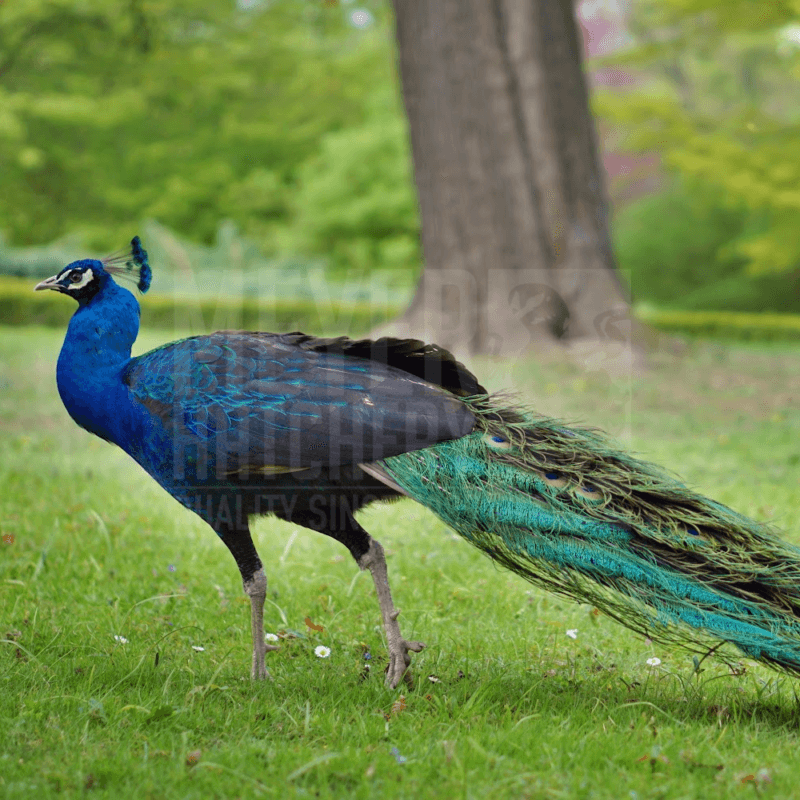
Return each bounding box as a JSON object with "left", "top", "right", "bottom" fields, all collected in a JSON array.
[{"left": 56, "top": 280, "right": 141, "bottom": 442}]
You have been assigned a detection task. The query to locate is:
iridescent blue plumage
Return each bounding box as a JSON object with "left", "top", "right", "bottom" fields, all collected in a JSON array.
[
  {"left": 36, "top": 238, "right": 479, "bottom": 685},
  {"left": 122, "top": 331, "right": 473, "bottom": 477},
  {"left": 38, "top": 238, "right": 800, "bottom": 688}
]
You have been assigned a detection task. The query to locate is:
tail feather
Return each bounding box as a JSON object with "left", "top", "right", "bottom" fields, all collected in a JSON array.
[{"left": 380, "top": 396, "right": 800, "bottom": 673}]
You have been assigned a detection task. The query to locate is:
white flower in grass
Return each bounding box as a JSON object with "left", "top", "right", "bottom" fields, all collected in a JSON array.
[
  {"left": 265, "top": 633, "right": 279, "bottom": 643},
  {"left": 646, "top": 657, "right": 661, "bottom": 667},
  {"left": 114, "top": 635, "right": 128, "bottom": 644},
  {"left": 192, "top": 645, "right": 205, "bottom": 652},
  {"left": 566, "top": 629, "right": 578, "bottom": 640},
  {"left": 315, "top": 645, "right": 331, "bottom": 659}
]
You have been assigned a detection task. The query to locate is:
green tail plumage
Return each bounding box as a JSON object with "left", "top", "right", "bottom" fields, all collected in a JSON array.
[{"left": 380, "top": 396, "right": 800, "bottom": 674}]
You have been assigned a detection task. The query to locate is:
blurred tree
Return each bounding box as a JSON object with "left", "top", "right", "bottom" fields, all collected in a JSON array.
[
  {"left": 594, "top": 0, "right": 800, "bottom": 279},
  {"left": 389, "top": 0, "right": 630, "bottom": 354}
]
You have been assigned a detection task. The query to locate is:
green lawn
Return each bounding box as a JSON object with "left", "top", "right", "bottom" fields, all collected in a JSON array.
[{"left": 1, "top": 325, "right": 799, "bottom": 799}]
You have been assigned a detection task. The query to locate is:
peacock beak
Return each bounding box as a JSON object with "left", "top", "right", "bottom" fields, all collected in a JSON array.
[{"left": 34, "top": 275, "right": 63, "bottom": 293}]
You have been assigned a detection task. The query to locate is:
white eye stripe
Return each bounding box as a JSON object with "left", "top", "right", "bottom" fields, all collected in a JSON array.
[{"left": 66, "top": 270, "right": 95, "bottom": 291}]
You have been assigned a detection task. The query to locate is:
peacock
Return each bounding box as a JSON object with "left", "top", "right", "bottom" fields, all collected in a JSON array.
[{"left": 36, "top": 237, "right": 800, "bottom": 688}]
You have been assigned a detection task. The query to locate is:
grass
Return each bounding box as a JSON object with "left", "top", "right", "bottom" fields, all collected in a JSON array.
[{"left": 1, "top": 325, "right": 799, "bottom": 799}]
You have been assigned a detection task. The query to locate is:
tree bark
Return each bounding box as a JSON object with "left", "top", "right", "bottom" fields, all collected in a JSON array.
[{"left": 390, "top": 0, "right": 631, "bottom": 356}]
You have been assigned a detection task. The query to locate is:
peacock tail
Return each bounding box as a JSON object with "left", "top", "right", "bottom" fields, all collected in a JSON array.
[{"left": 379, "top": 396, "right": 800, "bottom": 674}]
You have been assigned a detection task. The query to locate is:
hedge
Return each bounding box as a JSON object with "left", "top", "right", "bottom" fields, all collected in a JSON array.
[
  {"left": 0, "top": 277, "right": 401, "bottom": 336},
  {"left": 636, "top": 306, "right": 800, "bottom": 341},
  {"left": 4, "top": 276, "right": 800, "bottom": 341}
]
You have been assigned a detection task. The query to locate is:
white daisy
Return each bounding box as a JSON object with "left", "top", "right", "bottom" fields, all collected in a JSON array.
[
  {"left": 192, "top": 645, "right": 205, "bottom": 652},
  {"left": 114, "top": 635, "right": 128, "bottom": 644},
  {"left": 265, "top": 633, "right": 279, "bottom": 643},
  {"left": 646, "top": 657, "right": 661, "bottom": 667},
  {"left": 314, "top": 645, "right": 331, "bottom": 658}
]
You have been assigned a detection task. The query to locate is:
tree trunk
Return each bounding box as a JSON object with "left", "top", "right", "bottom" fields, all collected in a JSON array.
[{"left": 390, "top": 0, "right": 632, "bottom": 357}]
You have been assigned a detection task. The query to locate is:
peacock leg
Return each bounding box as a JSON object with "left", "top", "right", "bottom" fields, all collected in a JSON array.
[
  {"left": 218, "top": 519, "right": 278, "bottom": 680},
  {"left": 241, "top": 567, "right": 277, "bottom": 679},
  {"left": 358, "top": 538, "right": 425, "bottom": 689},
  {"left": 290, "top": 502, "right": 424, "bottom": 688}
]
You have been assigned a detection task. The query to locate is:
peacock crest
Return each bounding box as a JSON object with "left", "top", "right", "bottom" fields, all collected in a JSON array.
[{"left": 102, "top": 236, "right": 151, "bottom": 294}]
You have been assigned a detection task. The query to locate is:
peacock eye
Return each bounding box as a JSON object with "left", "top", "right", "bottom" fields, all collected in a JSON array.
[{"left": 70, "top": 271, "right": 84, "bottom": 283}]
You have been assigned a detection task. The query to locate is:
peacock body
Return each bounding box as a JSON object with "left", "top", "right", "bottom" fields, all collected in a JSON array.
[{"left": 36, "top": 238, "right": 800, "bottom": 686}]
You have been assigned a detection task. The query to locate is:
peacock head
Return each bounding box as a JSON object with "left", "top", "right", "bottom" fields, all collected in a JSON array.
[{"left": 34, "top": 236, "right": 151, "bottom": 303}]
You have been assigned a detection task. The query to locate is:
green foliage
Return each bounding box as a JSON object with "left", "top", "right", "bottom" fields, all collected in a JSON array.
[
  {"left": 0, "top": 0, "right": 415, "bottom": 273},
  {"left": 2, "top": 326, "right": 799, "bottom": 798},
  {"left": 614, "top": 180, "right": 752, "bottom": 304},
  {"left": 290, "top": 91, "right": 421, "bottom": 276},
  {"left": 595, "top": 0, "right": 800, "bottom": 277},
  {"left": 678, "top": 269, "right": 800, "bottom": 313},
  {"left": 614, "top": 179, "right": 800, "bottom": 313}
]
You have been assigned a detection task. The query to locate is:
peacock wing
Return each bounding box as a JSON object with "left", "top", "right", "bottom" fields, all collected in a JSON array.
[{"left": 122, "top": 331, "right": 476, "bottom": 474}]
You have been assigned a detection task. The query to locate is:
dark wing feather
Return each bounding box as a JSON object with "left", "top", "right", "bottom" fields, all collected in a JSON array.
[
  {"left": 122, "top": 331, "right": 476, "bottom": 475},
  {"left": 274, "top": 333, "right": 486, "bottom": 397}
]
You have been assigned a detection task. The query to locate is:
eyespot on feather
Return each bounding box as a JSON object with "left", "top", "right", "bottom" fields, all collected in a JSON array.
[
  {"left": 574, "top": 484, "right": 603, "bottom": 503},
  {"left": 538, "top": 470, "right": 568, "bottom": 489},
  {"left": 483, "top": 433, "right": 513, "bottom": 450},
  {"left": 685, "top": 526, "right": 710, "bottom": 542}
]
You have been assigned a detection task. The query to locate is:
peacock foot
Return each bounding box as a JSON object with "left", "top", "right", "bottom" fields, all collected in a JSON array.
[
  {"left": 385, "top": 633, "right": 425, "bottom": 689},
  {"left": 251, "top": 640, "right": 280, "bottom": 681}
]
